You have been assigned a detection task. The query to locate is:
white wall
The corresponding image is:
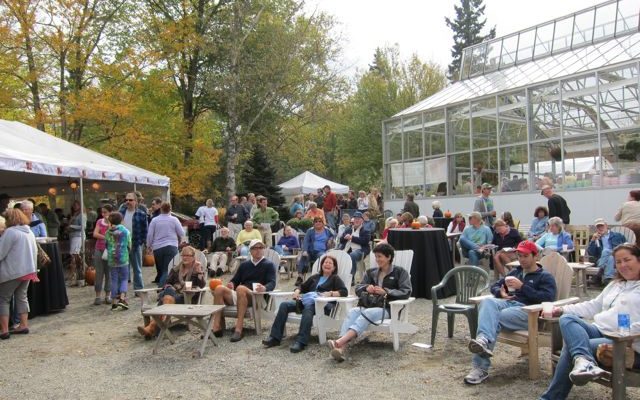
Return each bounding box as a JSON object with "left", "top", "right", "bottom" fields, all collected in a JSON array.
[{"left": 385, "top": 187, "right": 634, "bottom": 226}]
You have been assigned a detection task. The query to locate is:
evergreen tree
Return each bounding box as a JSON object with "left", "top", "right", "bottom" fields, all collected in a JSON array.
[
  {"left": 241, "top": 144, "right": 285, "bottom": 208},
  {"left": 445, "top": 0, "right": 496, "bottom": 81}
]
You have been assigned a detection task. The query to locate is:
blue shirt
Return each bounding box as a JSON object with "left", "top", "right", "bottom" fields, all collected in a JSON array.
[
  {"left": 461, "top": 224, "right": 493, "bottom": 246},
  {"left": 29, "top": 214, "right": 47, "bottom": 238},
  {"left": 313, "top": 230, "right": 329, "bottom": 253}
]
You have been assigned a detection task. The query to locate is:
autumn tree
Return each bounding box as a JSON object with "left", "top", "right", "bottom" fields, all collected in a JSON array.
[
  {"left": 445, "top": 0, "right": 495, "bottom": 81},
  {"left": 334, "top": 46, "right": 446, "bottom": 189}
]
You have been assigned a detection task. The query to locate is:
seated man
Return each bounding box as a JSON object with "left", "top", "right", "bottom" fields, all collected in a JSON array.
[
  {"left": 464, "top": 241, "right": 557, "bottom": 385},
  {"left": 208, "top": 227, "right": 236, "bottom": 276},
  {"left": 586, "top": 218, "right": 626, "bottom": 284},
  {"left": 459, "top": 212, "right": 494, "bottom": 266},
  {"left": 235, "top": 220, "right": 262, "bottom": 256},
  {"left": 339, "top": 211, "right": 371, "bottom": 283},
  {"left": 297, "top": 217, "right": 334, "bottom": 285},
  {"left": 211, "top": 239, "right": 276, "bottom": 342}
]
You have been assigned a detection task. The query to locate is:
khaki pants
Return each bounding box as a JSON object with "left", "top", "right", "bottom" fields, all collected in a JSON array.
[
  {"left": 210, "top": 252, "right": 228, "bottom": 271},
  {"left": 257, "top": 223, "right": 273, "bottom": 247},
  {"left": 227, "top": 223, "right": 242, "bottom": 240}
]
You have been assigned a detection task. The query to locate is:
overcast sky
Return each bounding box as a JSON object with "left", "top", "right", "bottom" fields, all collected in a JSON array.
[{"left": 305, "top": 0, "right": 603, "bottom": 76}]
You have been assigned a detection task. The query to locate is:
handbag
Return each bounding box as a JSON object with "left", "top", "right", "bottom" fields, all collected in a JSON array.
[
  {"left": 294, "top": 299, "right": 304, "bottom": 314},
  {"left": 37, "top": 243, "right": 51, "bottom": 268},
  {"left": 357, "top": 292, "right": 387, "bottom": 309}
]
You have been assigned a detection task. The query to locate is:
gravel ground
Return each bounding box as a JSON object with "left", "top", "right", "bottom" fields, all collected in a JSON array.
[{"left": 0, "top": 266, "right": 634, "bottom": 400}]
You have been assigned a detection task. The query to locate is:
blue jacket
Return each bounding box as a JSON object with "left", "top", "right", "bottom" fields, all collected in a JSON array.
[
  {"left": 231, "top": 258, "right": 276, "bottom": 291},
  {"left": 119, "top": 205, "right": 148, "bottom": 247},
  {"left": 587, "top": 231, "right": 626, "bottom": 261},
  {"left": 302, "top": 227, "right": 334, "bottom": 254},
  {"left": 491, "top": 264, "right": 557, "bottom": 306},
  {"left": 339, "top": 225, "right": 371, "bottom": 256}
]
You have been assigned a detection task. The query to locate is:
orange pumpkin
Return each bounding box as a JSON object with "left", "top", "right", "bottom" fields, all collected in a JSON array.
[
  {"left": 143, "top": 253, "right": 155, "bottom": 267},
  {"left": 411, "top": 220, "right": 421, "bottom": 229},
  {"left": 85, "top": 266, "right": 96, "bottom": 286},
  {"left": 444, "top": 210, "right": 452, "bottom": 218},
  {"left": 209, "top": 278, "right": 223, "bottom": 291}
]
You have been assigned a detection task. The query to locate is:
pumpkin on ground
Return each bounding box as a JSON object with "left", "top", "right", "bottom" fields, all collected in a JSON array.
[{"left": 85, "top": 266, "right": 96, "bottom": 286}]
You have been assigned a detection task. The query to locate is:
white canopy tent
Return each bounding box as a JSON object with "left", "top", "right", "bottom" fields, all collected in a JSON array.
[
  {"left": 278, "top": 171, "right": 349, "bottom": 195},
  {"left": 0, "top": 120, "right": 170, "bottom": 197}
]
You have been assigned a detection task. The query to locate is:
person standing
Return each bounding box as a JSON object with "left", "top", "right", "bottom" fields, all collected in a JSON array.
[
  {"left": 246, "top": 193, "right": 257, "bottom": 218},
  {"left": 105, "top": 212, "right": 131, "bottom": 310},
  {"left": 226, "top": 195, "right": 249, "bottom": 239},
  {"left": 37, "top": 203, "right": 60, "bottom": 238},
  {"left": 252, "top": 196, "right": 279, "bottom": 248},
  {"left": 541, "top": 185, "right": 571, "bottom": 224},
  {"left": 20, "top": 200, "right": 46, "bottom": 238},
  {"left": 195, "top": 199, "right": 218, "bottom": 251},
  {"left": 322, "top": 185, "right": 337, "bottom": 231},
  {"left": 149, "top": 197, "right": 162, "bottom": 222},
  {"left": 614, "top": 189, "right": 640, "bottom": 247},
  {"left": 402, "top": 193, "right": 419, "bottom": 219},
  {"left": 146, "top": 202, "right": 185, "bottom": 286},
  {"left": 119, "top": 193, "right": 148, "bottom": 291},
  {"left": 473, "top": 183, "right": 497, "bottom": 228},
  {"left": 92, "top": 205, "right": 113, "bottom": 305}
]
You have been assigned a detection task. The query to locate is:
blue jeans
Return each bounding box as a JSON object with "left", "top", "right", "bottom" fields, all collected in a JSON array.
[
  {"left": 200, "top": 225, "right": 216, "bottom": 250},
  {"left": 129, "top": 245, "right": 143, "bottom": 290},
  {"left": 110, "top": 265, "right": 129, "bottom": 298},
  {"left": 269, "top": 300, "right": 315, "bottom": 345},
  {"left": 459, "top": 236, "right": 483, "bottom": 265},
  {"left": 349, "top": 249, "right": 365, "bottom": 276},
  {"left": 473, "top": 297, "right": 529, "bottom": 371},
  {"left": 326, "top": 212, "right": 337, "bottom": 231},
  {"left": 540, "top": 314, "right": 608, "bottom": 400},
  {"left": 272, "top": 245, "right": 292, "bottom": 256},
  {"left": 154, "top": 245, "right": 178, "bottom": 287},
  {"left": 297, "top": 250, "right": 323, "bottom": 274},
  {"left": 596, "top": 249, "right": 616, "bottom": 280},
  {"left": 92, "top": 249, "right": 110, "bottom": 294},
  {"left": 158, "top": 285, "right": 185, "bottom": 305},
  {"left": 239, "top": 246, "right": 249, "bottom": 256},
  {"left": 340, "top": 307, "right": 389, "bottom": 337}
]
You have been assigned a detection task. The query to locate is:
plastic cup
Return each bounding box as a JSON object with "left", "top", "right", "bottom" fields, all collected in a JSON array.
[
  {"left": 252, "top": 282, "right": 259, "bottom": 291},
  {"left": 562, "top": 244, "right": 569, "bottom": 252},
  {"left": 542, "top": 302, "right": 554, "bottom": 318},
  {"left": 184, "top": 281, "right": 192, "bottom": 290}
]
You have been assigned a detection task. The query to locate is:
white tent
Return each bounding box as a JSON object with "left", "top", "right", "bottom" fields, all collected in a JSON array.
[
  {"left": 278, "top": 171, "right": 349, "bottom": 195},
  {"left": 0, "top": 120, "right": 170, "bottom": 196}
]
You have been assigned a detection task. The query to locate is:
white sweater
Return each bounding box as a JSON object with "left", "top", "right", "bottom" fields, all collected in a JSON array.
[{"left": 563, "top": 280, "right": 640, "bottom": 354}]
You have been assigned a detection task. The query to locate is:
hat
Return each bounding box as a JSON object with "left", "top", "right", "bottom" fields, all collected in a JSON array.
[
  {"left": 516, "top": 240, "right": 538, "bottom": 255},
  {"left": 594, "top": 218, "right": 607, "bottom": 226},
  {"left": 248, "top": 239, "right": 265, "bottom": 249},
  {"left": 481, "top": 183, "right": 492, "bottom": 190},
  {"left": 353, "top": 211, "right": 363, "bottom": 219},
  {"left": 540, "top": 185, "right": 552, "bottom": 195}
]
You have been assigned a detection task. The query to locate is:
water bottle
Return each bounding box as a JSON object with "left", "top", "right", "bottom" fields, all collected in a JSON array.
[{"left": 618, "top": 293, "right": 631, "bottom": 336}]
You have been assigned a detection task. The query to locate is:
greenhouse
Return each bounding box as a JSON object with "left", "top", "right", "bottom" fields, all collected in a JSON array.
[{"left": 383, "top": 0, "right": 640, "bottom": 223}]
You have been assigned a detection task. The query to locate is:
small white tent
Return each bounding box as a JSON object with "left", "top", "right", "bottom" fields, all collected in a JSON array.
[
  {"left": 0, "top": 120, "right": 169, "bottom": 196},
  {"left": 278, "top": 171, "right": 349, "bottom": 195}
]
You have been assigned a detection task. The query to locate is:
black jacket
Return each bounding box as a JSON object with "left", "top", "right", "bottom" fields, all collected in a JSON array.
[
  {"left": 300, "top": 273, "right": 348, "bottom": 296},
  {"left": 356, "top": 266, "right": 412, "bottom": 304},
  {"left": 548, "top": 194, "right": 571, "bottom": 224}
]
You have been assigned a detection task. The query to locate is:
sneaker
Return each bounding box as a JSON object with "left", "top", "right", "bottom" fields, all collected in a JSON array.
[
  {"left": 216, "top": 267, "right": 224, "bottom": 277},
  {"left": 105, "top": 297, "right": 112, "bottom": 304},
  {"left": 295, "top": 276, "right": 303, "bottom": 286},
  {"left": 93, "top": 297, "right": 102, "bottom": 306},
  {"left": 569, "top": 356, "right": 606, "bottom": 386},
  {"left": 279, "top": 266, "right": 286, "bottom": 273},
  {"left": 111, "top": 304, "right": 118, "bottom": 311},
  {"left": 464, "top": 367, "right": 489, "bottom": 385},
  {"left": 117, "top": 299, "right": 129, "bottom": 310},
  {"left": 468, "top": 336, "right": 493, "bottom": 358}
]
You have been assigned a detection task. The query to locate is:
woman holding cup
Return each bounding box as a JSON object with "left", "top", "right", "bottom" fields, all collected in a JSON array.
[
  {"left": 535, "top": 217, "right": 574, "bottom": 255},
  {"left": 137, "top": 246, "right": 205, "bottom": 338},
  {"left": 539, "top": 243, "right": 640, "bottom": 399}
]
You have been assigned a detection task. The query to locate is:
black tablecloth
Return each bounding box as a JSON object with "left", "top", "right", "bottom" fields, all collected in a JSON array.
[
  {"left": 387, "top": 228, "right": 456, "bottom": 299},
  {"left": 28, "top": 241, "right": 69, "bottom": 317},
  {"left": 433, "top": 217, "right": 453, "bottom": 230}
]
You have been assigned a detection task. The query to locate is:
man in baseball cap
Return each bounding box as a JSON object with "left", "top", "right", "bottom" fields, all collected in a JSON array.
[
  {"left": 587, "top": 218, "right": 626, "bottom": 284},
  {"left": 464, "top": 240, "right": 556, "bottom": 385}
]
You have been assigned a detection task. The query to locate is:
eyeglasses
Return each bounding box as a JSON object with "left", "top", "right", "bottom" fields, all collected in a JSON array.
[
  {"left": 251, "top": 246, "right": 265, "bottom": 250},
  {"left": 182, "top": 254, "right": 194, "bottom": 257},
  {"left": 126, "top": 199, "right": 135, "bottom": 202}
]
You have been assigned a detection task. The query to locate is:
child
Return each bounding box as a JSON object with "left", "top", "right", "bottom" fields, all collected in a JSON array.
[{"left": 105, "top": 211, "right": 131, "bottom": 310}]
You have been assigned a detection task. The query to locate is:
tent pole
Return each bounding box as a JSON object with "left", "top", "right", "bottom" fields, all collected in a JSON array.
[
  {"left": 133, "top": 183, "right": 137, "bottom": 192},
  {"left": 166, "top": 183, "right": 171, "bottom": 201},
  {"left": 79, "top": 178, "right": 85, "bottom": 280}
]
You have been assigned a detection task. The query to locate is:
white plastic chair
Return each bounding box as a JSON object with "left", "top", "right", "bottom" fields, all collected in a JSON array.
[{"left": 324, "top": 249, "right": 417, "bottom": 351}]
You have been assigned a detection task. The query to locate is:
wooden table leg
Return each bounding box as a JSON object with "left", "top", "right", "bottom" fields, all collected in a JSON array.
[
  {"left": 152, "top": 315, "right": 175, "bottom": 354},
  {"left": 198, "top": 312, "right": 218, "bottom": 357}
]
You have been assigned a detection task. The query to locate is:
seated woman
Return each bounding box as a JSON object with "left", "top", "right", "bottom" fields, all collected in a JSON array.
[
  {"left": 262, "top": 255, "right": 348, "bottom": 353},
  {"left": 297, "top": 217, "right": 334, "bottom": 285},
  {"left": 446, "top": 212, "right": 466, "bottom": 235},
  {"left": 501, "top": 211, "right": 516, "bottom": 228},
  {"left": 417, "top": 215, "right": 433, "bottom": 228},
  {"left": 235, "top": 220, "right": 262, "bottom": 256},
  {"left": 539, "top": 244, "right": 640, "bottom": 400},
  {"left": 432, "top": 201, "right": 443, "bottom": 218},
  {"left": 399, "top": 212, "right": 414, "bottom": 228},
  {"left": 137, "top": 246, "right": 205, "bottom": 338},
  {"left": 328, "top": 243, "right": 411, "bottom": 361},
  {"left": 381, "top": 218, "right": 398, "bottom": 241},
  {"left": 535, "top": 216, "right": 574, "bottom": 255},
  {"left": 528, "top": 206, "right": 549, "bottom": 241},
  {"left": 273, "top": 225, "right": 299, "bottom": 255},
  {"left": 336, "top": 213, "right": 352, "bottom": 247},
  {"left": 492, "top": 219, "right": 521, "bottom": 279}
]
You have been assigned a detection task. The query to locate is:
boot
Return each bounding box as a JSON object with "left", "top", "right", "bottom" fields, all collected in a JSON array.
[{"left": 137, "top": 320, "right": 157, "bottom": 338}]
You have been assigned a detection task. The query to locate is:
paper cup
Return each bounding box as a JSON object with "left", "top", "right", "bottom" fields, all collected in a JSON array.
[
  {"left": 184, "top": 281, "right": 192, "bottom": 290},
  {"left": 252, "top": 282, "right": 259, "bottom": 291},
  {"left": 542, "top": 302, "right": 554, "bottom": 318},
  {"left": 562, "top": 244, "right": 569, "bottom": 252}
]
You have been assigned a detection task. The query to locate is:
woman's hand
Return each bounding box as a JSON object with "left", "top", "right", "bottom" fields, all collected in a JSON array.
[
  {"left": 226, "top": 281, "right": 234, "bottom": 290},
  {"left": 373, "top": 287, "right": 387, "bottom": 296},
  {"left": 292, "top": 290, "right": 301, "bottom": 300},
  {"left": 366, "top": 285, "right": 376, "bottom": 294},
  {"left": 552, "top": 306, "right": 563, "bottom": 318}
]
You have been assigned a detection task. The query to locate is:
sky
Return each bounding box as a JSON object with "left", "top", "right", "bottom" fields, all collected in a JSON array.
[{"left": 305, "top": 0, "right": 603, "bottom": 76}]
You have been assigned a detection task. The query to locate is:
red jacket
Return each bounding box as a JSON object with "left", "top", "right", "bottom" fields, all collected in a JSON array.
[{"left": 323, "top": 191, "right": 337, "bottom": 212}]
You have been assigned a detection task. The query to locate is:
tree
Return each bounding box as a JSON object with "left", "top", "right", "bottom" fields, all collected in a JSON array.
[
  {"left": 240, "top": 144, "right": 284, "bottom": 208},
  {"left": 445, "top": 0, "right": 495, "bottom": 81},
  {"left": 334, "top": 46, "right": 446, "bottom": 189}
]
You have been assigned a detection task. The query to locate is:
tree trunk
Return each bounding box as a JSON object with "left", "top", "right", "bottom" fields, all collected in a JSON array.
[
  {"left": 24, "top": 32, "right": 44, "bottom": 131},
  {"left": 224, "top": 125, "right": 240, "bottom": 198}
]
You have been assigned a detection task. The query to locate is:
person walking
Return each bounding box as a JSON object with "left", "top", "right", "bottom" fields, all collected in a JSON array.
[{"left": 541, "top": 185, "right": 571, "bottom": 224}]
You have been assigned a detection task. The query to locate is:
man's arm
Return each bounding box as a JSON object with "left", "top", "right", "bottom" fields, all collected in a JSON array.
[
  {"left": 351, "top": 228, "right": 371, "bottom": 247},
  {"left": 520, "top": 272, "right": 557, "bottom": 303},
  {"left": 262, "top": 262, "right": 276, "bottom": 291}
]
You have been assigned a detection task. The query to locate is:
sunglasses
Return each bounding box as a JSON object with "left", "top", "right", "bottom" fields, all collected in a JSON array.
[{"left": 126, "top": 199, "right": 135, "bottom": 202}]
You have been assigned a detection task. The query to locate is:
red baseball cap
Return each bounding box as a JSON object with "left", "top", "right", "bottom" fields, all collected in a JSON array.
[{"left": 516, "top": 240, "right": 538, "bottom": 255}]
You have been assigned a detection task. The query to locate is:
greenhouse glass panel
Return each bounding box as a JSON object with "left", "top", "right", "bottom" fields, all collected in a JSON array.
[
  {"left": 471, "top": 97, "right": 497, "bottom": 149},
  {"left": 500, "top": 35, "right": 518, "bottom": 68},
  {"left": 531, "top": 83, "right": 561, "bottom": 140},
  {"left": 561, "top": 73, "right": 598, "bottom": 137},
  {"left": 403, "top": 115, "right": 423, "bottom": 160},
  {"left": 572, "top": 8, "right": 595, "bottom": 48},
  {"left": 616, "top": 0, "right": 640, "bottom": 35},
  {"left": 593, "top": 1, "right": 618, "bottom": 41},
  {"left": 387, "top": 119, "right": 403, "bottom": 162},
  {"left": 601, "top": 130, "right": 640, "bottom": 187},
  {"left": 534, "top": 22, "right": 555, "bottom": 59},
  {"left": 498, "top": 91, "right": 528, "bottom": 144},
  {"left": 484, "top": 41, "right": 501, "bottom": 73},
  {"left": 472, "top": 148, "right": 498, "bottom": 189},
  {"left": 561, "top": 135, "right": 600, "bottom": 189},
  {"left": 531, "top": 139, "right": 563, "bottom": 188},
  {"left": 470, "top": 44, "right": 487, "bottom": 77},
  {"left": 424, "top": 110, "right": 446, "bottom": 156},
  {"left": 449, "top": 104, "right": 471, "bottom": 152},
  {"left": 553, "top": 16, "right": 574, "bottom": 54},
  {"left": 598, "top": 63, "right": 640, "bottom": 131},
  {"left": 402, "top": 160, "right": 425, "bottom": 198},
  {"left": 517, "top": 28, "right": 536, "bottom": 63},
  {"left": 499, "top": 145, "right": 530, "bottom": 192},
  {"left": 450, "top": 153, "right": 472, "bottom": 195}
]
